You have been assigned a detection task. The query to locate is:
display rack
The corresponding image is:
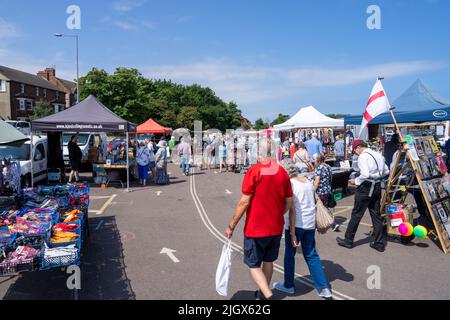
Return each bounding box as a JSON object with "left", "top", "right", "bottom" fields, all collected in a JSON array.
[{"left": 381, "top": 116, "right": 450, "bottom": 254}]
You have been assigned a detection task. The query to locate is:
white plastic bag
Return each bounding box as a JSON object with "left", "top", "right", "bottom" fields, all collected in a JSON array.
[{"left": 215, "top": 240, "right": 232, "bottom": 296}]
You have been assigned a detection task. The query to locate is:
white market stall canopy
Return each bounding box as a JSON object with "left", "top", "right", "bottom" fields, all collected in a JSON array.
[{"left": 273, "top": 106, "right": 344, "bottom": 131}]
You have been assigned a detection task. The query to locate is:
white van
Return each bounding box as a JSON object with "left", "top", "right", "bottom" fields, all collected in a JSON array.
[
  {"left": 62, "top": 133, "right": 108, "bottom": 167},
  {"left": 0, "top": 136, "right": 48, "bottom": 187},
  {"left": 5, "top": 120, "right": 31, "bottom": 136}
]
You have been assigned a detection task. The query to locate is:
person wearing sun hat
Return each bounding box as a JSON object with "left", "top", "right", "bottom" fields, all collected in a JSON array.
[
  {"left": 336, "top": 139, "right": 389, "bottom": 252},
  {"left": 155, "top": 140, "right": 169, "bottom": 185}
]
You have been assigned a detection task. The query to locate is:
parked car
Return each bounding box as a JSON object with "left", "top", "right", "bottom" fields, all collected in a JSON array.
[
  {"left": 62, "top": 132, "right": 108, "bottom": 167},
  {"left": 5, "top": 120, "right": 31, "bottom": 136},
  {"left": 0, "top": 135, "right": 48, "bottom": 187}
]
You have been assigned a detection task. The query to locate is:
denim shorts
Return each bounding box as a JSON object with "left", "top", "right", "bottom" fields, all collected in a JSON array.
[{"left": 243, "top": 235, "right": 282, "bottom": 268}]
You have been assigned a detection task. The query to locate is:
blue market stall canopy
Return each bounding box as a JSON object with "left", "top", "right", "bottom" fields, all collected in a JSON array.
[
  {"left": 345, "top": 79, "right": 450, "bottom": 125},
  {"left": 31, "top": 95, "right": 136, "bottom": 133}
]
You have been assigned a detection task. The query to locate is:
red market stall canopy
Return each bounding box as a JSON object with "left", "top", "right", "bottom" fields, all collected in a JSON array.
[
  {"left": 137, "top": 118, "right": 173, "bottom": 134},
  {"left": 31, "top": 95, "right": 136, "bottom": 133}
]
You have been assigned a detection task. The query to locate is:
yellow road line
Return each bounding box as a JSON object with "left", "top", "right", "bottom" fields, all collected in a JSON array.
[
  {"left": 94, "top": 194, "right": 117, "bottom": 215},
  {"left": 333, "top": 207, "right": 373, "bottom": 228},
  {"left": 91, "top": 196, "right": 113, "bottom": 200}
]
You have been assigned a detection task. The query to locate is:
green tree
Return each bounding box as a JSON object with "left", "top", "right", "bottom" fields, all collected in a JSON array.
[
  {"left": 270, "top": 113, "right": 290, "bottom": 126},
  {"left": 254, "top": 118, "right": 269, "bottom": 130},
  {"left": 326, "top": 113, "right": 347, "bottom": 119},
  {"left": 78, "top": 67, "right": 245, "bottom": 130},
  {"left": 177, "top": 107, "right": 199, "bottom": 130},
  {"left": 30, "top": 101, "right": 53, "bottom": 120}
]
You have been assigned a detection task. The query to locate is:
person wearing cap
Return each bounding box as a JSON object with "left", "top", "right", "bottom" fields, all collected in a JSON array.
[
  {"left": 336, "top": 140, "right": 389, "bottom": 252},
  {"left": 305, "top": 133, "right": 323, "bottom": 160}
]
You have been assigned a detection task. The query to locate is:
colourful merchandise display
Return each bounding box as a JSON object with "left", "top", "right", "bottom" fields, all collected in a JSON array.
[{"left": 0, "top": 184, "right": 89, "bottom": 275}]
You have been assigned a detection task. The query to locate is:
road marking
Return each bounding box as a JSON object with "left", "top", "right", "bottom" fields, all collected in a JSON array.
[
  {"left": 156, "top": 191, "right": 162, "bottom": 196},
  {"left": 91, "top": 196, "right": 113, "bottom": 200},
  {"left": 160, "top": 247, "right": 180, "bottom": 263},
  {"left": 95, "top": 194, "right": 117, "bottom": 215},
  {"left": 225, "top": 189, "right": 232, "bottom": 195},
  {"left": 333, "top": 208, "right": 373, "bottom": 228},
  {"left": 95, "top": 220, "right": 104, "bottom": 231},
  {"left": 333, "top": 207, "right": 353, "bottom": 216},
  {"left": 189, "top": 168, "right": 355, "bottom": 301}
]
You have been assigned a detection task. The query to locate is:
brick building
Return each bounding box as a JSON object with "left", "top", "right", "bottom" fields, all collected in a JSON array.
[{"left": 0, "top": 65, "right": 77, "bottom": 121}]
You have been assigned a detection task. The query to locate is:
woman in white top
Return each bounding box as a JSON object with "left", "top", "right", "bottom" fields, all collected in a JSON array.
[{"left": 273, "top": 159, "right": 333, "bottom": 299}]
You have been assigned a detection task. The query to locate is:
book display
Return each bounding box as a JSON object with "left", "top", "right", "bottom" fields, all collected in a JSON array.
[{"left": 382, "top": 133, "right": 450, "bottom": 253}]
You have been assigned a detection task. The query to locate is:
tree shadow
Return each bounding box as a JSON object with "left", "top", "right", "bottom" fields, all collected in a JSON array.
[{"left": 2, "top": 216, "right": 136, "bottom": 300}]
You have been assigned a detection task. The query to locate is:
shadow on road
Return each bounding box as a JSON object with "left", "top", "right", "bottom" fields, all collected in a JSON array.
[
  {"left": 3, "top": 216, "right": 136, "bottom": 300},
  {"left": 229, "top": 259, "right": 353, "bottom": 301}
]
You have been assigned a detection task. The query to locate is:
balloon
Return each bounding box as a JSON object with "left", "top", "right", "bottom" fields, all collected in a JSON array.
[
  {"left": 398, "top": 223, "right": 414, "bottom": 237},
  {"left": 413, "top": 225, "right": 428, "bottom": 239}
]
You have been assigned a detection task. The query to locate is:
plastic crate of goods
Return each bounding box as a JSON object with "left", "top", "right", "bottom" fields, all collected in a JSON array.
[{"left": 40, "top": 244, "right": 80, "bottom": 270}]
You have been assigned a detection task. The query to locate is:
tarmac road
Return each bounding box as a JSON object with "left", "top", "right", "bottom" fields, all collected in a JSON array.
[{"left": 0, "top": 163, "right": 449, "bottom": 300}]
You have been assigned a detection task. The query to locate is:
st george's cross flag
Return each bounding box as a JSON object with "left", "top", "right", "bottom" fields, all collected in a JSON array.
[{"left": 359, "top": 79, "right": 391, "bottom": 137}]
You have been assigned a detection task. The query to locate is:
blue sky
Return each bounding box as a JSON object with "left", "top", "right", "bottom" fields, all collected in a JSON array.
[{"left": 1, "top": 0, "right": 449, "bottom": 121}]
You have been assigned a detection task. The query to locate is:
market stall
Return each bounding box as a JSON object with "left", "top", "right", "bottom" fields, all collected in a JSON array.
[
  {"left": 344, "top": 80, "right": 450, "bottom": 134},
  {"left": 273, "top": 106, "right": 345, "bottom": 164},
  {"left": 0, "top": 120, "right": 29, "bottom": 209},
  {"left": 346, "top": 80, "right": 450, "bottom": 254},
  {"left": 0, "top": 183, "right": 89, "bottom": 278},
  {"left": 137, "top": 118, "right": 173, "bottom": 135},
  {"left": 31, "top": 95, "right": 136, "bottom": 191}
]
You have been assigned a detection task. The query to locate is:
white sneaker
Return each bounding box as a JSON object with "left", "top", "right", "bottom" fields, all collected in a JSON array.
[
  {"left": 332, "top": 224, "right": 341, "bottom": 232},
  {"left": 318, "top": 288, "right": 333, "bottom": 299},
  {"left": 273, "top": 282, "right": 295, "bottom": 295}
]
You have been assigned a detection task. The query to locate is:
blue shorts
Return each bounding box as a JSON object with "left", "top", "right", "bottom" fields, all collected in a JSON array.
[
  {"left": 149, "top": 161, "right": 156, "bottom": 169},
  {"left": 243, "top": 235, "right": 282, "bottom": 268}
]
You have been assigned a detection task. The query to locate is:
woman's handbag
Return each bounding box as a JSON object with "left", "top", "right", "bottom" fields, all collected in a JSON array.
[
  {"left": 315, "top": 195, "right": 335, "bottom": 234},
  {"left": 294, "top": 152, "right": 314, "bottom": 172}
]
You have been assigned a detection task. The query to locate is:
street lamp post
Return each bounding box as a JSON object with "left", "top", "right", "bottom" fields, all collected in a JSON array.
[{"left": 54, "top": 33, "right": 80, "bottom": 104}]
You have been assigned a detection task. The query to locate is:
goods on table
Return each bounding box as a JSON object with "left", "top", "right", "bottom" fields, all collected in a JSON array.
[{"left": 0, "top": 183, "right": 89, "bottom": 275}]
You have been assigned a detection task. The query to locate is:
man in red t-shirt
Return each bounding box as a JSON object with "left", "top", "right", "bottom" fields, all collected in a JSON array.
[{"left": 225, "top": 139, "right": 293, "bottom": 300}]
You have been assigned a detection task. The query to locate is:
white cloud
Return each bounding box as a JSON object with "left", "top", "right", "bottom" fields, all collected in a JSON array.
[
  {"left": 142, "top": 59, "right": 448, "bottom": 107},
  {"left": 0, "top": 18, "right": 23, "bottom": 40},
  {"left": 112, "top": 0, "right": 146, "bottom": 13},
  {"left": 287, "top": 61, "right": 448, "bottom": 87},
  {"left": 111, "top": 19, "right": 155, "bottom": 31},
  {"left": 113, "top": 20, "right": 139, "bottom": 31},
  {"left": 176, "top": 15, "right": 194, "bottom": 24}
]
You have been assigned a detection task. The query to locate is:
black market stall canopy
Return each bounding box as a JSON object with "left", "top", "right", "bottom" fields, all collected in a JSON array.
[
  {"left": 30, "top": 95, "right": 136, "bottom": 191},
  {"left": 31, "top": 95, "right": 136, "bottom": 133},
  {"left": 345, "top": 79, "right": 450, "bottom": 125}
]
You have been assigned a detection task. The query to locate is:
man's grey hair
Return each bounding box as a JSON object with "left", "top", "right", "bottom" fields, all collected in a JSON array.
[
  {"left": 280, "top": 159, "right": 298, "bottom": 179},
  {"left": 258, "top": 137, "right": 273, "bottom": 160}
]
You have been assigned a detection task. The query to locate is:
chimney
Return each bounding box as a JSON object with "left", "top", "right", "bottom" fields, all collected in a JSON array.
[{"left": 37, "top": 67, "right": 56, "bottom": 81}]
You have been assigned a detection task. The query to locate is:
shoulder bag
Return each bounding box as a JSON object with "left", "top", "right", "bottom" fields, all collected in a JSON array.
[{"left": 315, "top": 194, "right": 335, "bottom": 234}]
